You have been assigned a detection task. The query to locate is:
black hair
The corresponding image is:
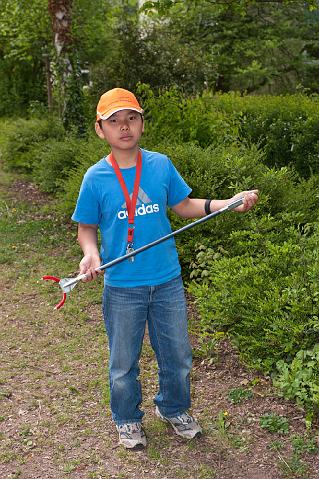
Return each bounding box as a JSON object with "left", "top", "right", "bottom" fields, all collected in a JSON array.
[{"left": 97, "top": 113, "right": 144, "bottom": 129}]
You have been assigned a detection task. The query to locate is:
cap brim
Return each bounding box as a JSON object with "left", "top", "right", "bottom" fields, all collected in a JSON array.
[{"left": 97, "top": 107, "right": 144, "bottom": 121}]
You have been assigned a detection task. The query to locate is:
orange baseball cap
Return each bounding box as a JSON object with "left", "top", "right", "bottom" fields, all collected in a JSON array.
[{"left": 96, "top": 88, "right": 144, "bottom": 121}]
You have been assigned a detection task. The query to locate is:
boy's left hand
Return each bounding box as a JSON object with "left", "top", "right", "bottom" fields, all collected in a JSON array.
[{"left": 231, "top": 190, "right": 259, "bottom": 212}]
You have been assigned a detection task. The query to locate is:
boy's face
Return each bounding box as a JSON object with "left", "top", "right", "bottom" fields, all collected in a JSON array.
[{"left": 95, "top": 109, "right": 144, "bottom": 150}]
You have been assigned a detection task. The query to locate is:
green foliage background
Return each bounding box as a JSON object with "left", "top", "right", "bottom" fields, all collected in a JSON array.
[{"left": 1, "top": 0, "right": 319, "bottom": 117}]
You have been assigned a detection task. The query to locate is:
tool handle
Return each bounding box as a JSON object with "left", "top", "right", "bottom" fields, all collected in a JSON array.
[
  {"left": 58, "top": 197, "right": 244, "bottom": 295},
  {"left": 96, "top": 197, "right": 244, "bottom": 272}
]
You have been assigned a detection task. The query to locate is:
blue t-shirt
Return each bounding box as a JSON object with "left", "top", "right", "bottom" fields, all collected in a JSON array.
[{"left": 72, "top": 148, "right": 192, "bottom": 287}]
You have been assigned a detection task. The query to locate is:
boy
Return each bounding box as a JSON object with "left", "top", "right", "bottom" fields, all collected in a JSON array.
[{"left": 72, "top": 88, "right": 258, "bottom": 449}]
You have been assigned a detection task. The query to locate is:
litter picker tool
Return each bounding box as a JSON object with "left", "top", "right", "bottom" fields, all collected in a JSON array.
[{"left": 42, "top": 197, "right": 244, "bottom": 309}]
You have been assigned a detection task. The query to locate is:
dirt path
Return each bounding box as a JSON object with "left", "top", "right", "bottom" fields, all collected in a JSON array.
[{"left": 1, "top": 171, "right": 318, "bottom": 479}]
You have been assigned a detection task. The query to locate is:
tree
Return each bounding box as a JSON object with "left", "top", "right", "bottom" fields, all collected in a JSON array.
[
  {"left": 0, "top": 0, "right": 318, "bottom": 118},
  {"left": 138, "top": 0, "right": 319, "bottom": 93},
  {"left": 0, "top": 0, "right": 109, "bottom": 119},
  {"left": 0, "top": 0, "right": 51, "bottom": 115}
]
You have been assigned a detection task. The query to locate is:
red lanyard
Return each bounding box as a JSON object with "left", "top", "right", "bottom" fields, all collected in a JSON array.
[{"left": 110, "top": 150, "right": 142, "bottom": 247}]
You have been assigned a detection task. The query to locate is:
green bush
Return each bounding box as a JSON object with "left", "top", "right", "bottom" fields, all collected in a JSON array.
[
  {"left": 138, "top": 86, "right": 319, "bottom": 177},
  {"left": 56, "top": 136, "right": 107, "bottom": 214},
  {"left": 211, "top": 93, "right": 319, "bottom": 177},
  {"left": 2, "top": 117, "right": 65, "bottom": 173},
  {"left": 188, "top": 225, "right": 319, "bottom": 373},
  {"left": 161, "top": 142, "right": 319, "bottom": 274},
  {"left": 259, "top": 413, "right": 289, "bottom": 435},
  {"left": 32, "top": 137, "right": 88, "bottom": 193},
  {"left": 274, "top": 345, "right": 319, "bottom": 414},
  {"left": 240, "top": 97, "right": 319, "bottom": 177},
  {"left": 137, "top": 84, "right": 239, "bottom": 148}
]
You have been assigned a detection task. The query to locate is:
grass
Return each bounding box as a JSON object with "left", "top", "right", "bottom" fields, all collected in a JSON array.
[
  {"left": 0, "top": 171, "right": 114, "bottom": 475},
  {"left": 277, "top": 453, "right": 309, "bottom": 479}
]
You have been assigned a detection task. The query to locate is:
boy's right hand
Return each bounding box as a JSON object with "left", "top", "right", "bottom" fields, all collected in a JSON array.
[{"left": 79, "top": 253, "right": 103, "bottom": 282}]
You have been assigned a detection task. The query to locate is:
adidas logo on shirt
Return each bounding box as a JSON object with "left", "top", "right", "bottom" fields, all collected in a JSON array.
[
  {"left": 117, "top": 203, "right": 160, "bottom": 220},
  {"left": 117, "top": 187, "right": 160, "bottom": 220}
]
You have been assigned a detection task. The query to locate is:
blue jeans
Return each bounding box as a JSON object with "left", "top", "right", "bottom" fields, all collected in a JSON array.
[{"left": 102, "top": 275, "right": 192, "bottom": 425}]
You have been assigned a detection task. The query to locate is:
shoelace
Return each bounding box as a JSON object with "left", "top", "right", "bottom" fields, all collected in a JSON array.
[
  {"left": 118, "top": 423, "right": 142, "bottom": 434},
  {"left": 176, "top": 413, "right": 194, "bottom": 425}
]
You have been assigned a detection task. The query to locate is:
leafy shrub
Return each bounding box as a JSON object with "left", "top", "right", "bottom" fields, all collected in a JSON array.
[
  {"left": 32, "top": 137, "right": 88, "bottom": 193},
  {"left": 137, "top": 83, "right": 240, "bottom": 148},
  {"left": 228, "top": 387, "right": 253, "bottom": 404},
  {"left": 188, "top": 226, "right": 319, "bottom": 372},
  {"left": 240, "top": 112, "right": 319, "bottom": 178},
  {"left": 291, "top": 434, "right": 319, "bottom": 455},
  {"left": 160, "top": 142, "right": 266, "bottom": 200},
  {"left": 164, "top": 142, "right": 319, "bottom": 275},
  {"left": 259, "top": 413, "right": 289, "bottom": 434},
  {"left": 2, "top": 117, "right": 65, "bottom": 173},
  {"left": 138, "top": 86, "right": 319, "bottom": 177},
  {"left": 56, "top": 136, "right": 107, "bottom": 214},
  {"left": 274, "top": 345, "right": 319, "bottom": 413},
  {"left": 211, "top": 93, "right": 319, "bottom": 177}
]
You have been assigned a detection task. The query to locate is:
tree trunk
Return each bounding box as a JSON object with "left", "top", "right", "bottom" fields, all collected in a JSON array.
[
  {"left": 47, "top": 0, "right": 85, "bottom": 134},
  {"left": 48, "top": 0, "right": 73, "bottom": 60},
  {"left": 48, "top": 0, "right": 73, "bottom": 117}
]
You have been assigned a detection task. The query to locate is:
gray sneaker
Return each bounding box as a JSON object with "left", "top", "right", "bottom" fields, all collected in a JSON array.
[
  {"left": 116, "top": 422, "right": 147, "bottom": 449},
  {"left": 155, "top": 406, "right": 202, "bottom": 439}
]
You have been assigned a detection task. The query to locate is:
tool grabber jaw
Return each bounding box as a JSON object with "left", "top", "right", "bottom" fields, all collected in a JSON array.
[{"left": 42, "top": 275, "right": 67, "bottom": 310}]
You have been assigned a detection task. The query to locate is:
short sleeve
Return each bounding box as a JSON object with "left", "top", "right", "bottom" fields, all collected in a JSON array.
[
  {"left": 167, "top": 160, "right": 192, "bottom": 207},
  {"left": 71, "top": 175, "right": 101, "bottom": 225}
]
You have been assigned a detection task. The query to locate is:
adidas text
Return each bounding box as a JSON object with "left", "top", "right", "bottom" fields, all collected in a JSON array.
[{"left": 118, "top": 203, "right": 160, "bottom": 220}]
